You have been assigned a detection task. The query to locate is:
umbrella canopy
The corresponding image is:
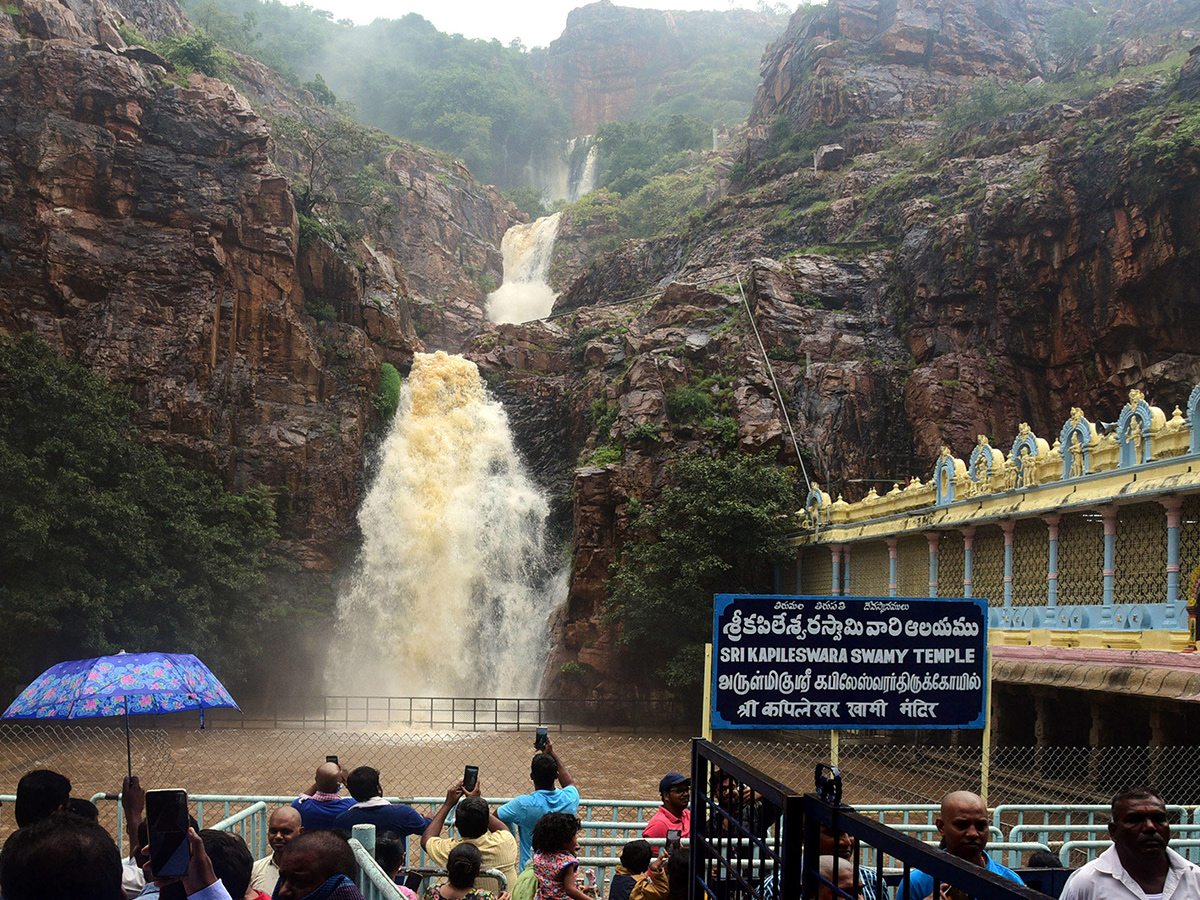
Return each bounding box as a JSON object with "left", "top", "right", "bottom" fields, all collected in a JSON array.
[{"left": 2, "top": 652, "right": 239, "bottom": 719}]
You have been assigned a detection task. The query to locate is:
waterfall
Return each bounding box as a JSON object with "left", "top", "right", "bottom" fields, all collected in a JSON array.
[
  {"left": 486, "top": 212, "right": 561, "bottom": 325},
  {"left": 524, "top": 136, "right": 598, "bottom": 205},
  {"left": 330, "top": 351, "right": 563, "bottom": 698},
  {"left": 567, "top": 142, "right": 599, "bottom": 202}
]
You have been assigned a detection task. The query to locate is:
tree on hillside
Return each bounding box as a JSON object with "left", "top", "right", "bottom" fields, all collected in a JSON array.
[
  {"left": 0, "top": 335, "right": 278, "bottom": 687},
  {"left": 1038, "top": 8, "right": 1106, "bottom": 78},
  {"left": 606, "top": 452, "right": 797, "bottom": 693}
]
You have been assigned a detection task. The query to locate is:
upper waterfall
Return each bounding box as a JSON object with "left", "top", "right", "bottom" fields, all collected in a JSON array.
[
  {"left": 486, "top": 212, "right": 561, "bottom": 325},
  {"left": 330, "top": 351, "right": 563, "bottom": 697}
]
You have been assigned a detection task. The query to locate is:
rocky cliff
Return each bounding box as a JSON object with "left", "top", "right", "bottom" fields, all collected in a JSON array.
[{"left": 0, "top": 0, "right": 515, "bottom": 578}]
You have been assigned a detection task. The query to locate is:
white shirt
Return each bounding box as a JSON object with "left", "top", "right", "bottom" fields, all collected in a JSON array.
[
  {"left": 1061, "top": 845, "right": 1200, "bottom": 900},
  {"left": 251, "top": 854, "right": 282, "bottom": 894}
]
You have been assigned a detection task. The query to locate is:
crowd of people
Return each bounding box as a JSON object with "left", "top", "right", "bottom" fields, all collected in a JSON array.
[{"left": 1, "top": 742, "right": 1198, "bottom": 900}]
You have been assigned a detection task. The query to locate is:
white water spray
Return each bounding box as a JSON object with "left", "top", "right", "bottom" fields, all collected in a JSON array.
[
  {"left": 568, "top": 143, "right": 599, "bottom": 202},
  {"left": 331, "top": 351, "right": 563, "bottom": 697},
  {"left": 486, "top": 212, "right": 561, "bottom": 325}
]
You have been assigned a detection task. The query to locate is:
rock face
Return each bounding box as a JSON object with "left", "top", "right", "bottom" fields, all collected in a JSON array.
[
  {"left": 535, "top": 0, "right": 785, "bottom": 135},
  {"left": 0, "top": 0, "right": 515, "bottom": 573},
  {"left": 748, "top": 0, "right": 1069, "bottom": 140}
]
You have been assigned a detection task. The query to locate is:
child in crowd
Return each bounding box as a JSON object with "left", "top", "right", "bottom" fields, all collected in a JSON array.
[
  {"left": 608, "top": 840, "right": 651, "bottom": 900},
  {"left": 530, "top": 813, "right": 592, "bottom": 900},
  {"left": 424, "top": 843, "right": 506, "bottom": 900}
]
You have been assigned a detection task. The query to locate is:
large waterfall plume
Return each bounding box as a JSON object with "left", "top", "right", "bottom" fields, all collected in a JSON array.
[{"left": 331, "top": 351, "right": 563, "bottom": 697}]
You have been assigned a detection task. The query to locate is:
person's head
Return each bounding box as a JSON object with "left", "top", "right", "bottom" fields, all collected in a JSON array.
[
  {"left": 809, "top": 855, "right": 859, "bottom": 900},
  {"left": 665, "top": 848, "right": 690, "bottom": 900},
  {"left": 1109, "top": 789, "right": 1170, "bottom": 865},
  {"left": 66, "top": 797, "right": 100, "bottom": 821},
  {"left": 0, "top": 811, "right": 124, "bottom": 900},
  {"left": 531, "top": 753, "right": 560, "bottom": 791},
  {"left": 1025, "top": 850, "right": 1063, "bottom": 868},
  {"left": 532, "top": 812, "right": 582, "bottom": 856},
  {"left": 659, "top": 773, "right": 690, "bottom": 815},
  {"left": 375, "top": 831, "right": 404, "bottom": 879},
  {"left": 346, "top": 766, "right": 383, "bottom": 803},
  {"left": 15, "top": 769, "right": 72, "bottom": 827},
  {"left": 620, "top": 839, "right": 652, "bottom": 875},
  {"left": 269, "top": 806, "right": 305, "bottom": 859},
  {"left": 277, "top": 830, "right": 358, "bottom": 900},
  {"left": 819, "top": 824, "right": 855, "bottom": 860},
  {"left": 455, "top": 796, "right": 491, "bottom": 839},
  {"left": 936, "top": 791, "right": 989, "bottom": 864},
  {"left": 201, "top": 829, "right": 253, "bottom": 900},
  {"left": 446, "top": 842, "right": 482, "bottom": 890},
  {"left": 314, "top": 763, "right": 342, "bottom": 794}
]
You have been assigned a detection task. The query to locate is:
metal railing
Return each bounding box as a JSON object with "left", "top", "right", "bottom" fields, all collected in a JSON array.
[
  {"left": 1060, "top": 838, "right": 1200, "bottom": 866},
  {"left": 993, "top": 803, "right": 1193, "bottom": 829},
  {"left": 349, "top": 826, "right": 405, "bottom": 900},
  {"left": 209, "top": 801, "right": 269, "bottom": 855}
]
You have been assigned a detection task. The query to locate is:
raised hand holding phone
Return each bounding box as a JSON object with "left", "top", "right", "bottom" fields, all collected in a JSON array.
[{"left": 146, "top": 789, "right": 190, "bottom": 878}]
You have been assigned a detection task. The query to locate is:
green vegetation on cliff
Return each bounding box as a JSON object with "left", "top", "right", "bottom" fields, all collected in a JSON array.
[
  {"left": 0, "top": 335, "right": 279, "bottom": 687},
  {"left": 606, "top": 452, "right": 796, "bottom": 691}
]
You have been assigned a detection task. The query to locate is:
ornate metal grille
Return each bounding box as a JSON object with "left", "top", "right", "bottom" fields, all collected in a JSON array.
[
  {"left": 938, "top": 531, "right": 965, "bottom": 598},
  {"left": 848, "top": 540, "right": 890, "bottom": 597},
  {"left": 972, "top": 524, "right": 1005, "bottom": 607},
  {"left": 800, "top": 546, "right": 833, "bottom": 594},
  {"left": 1113, "top": 502, "right": 1168, "bottom": 605},
  {"left": 897, "top": 534, "right": 929, "bottom": 597},
  {"left": 1057, "top": 511, "right": 1105, "bottom": 605},
  {"left": 1181, "top": 495, "right": 1200, "bottom": 589},
  {"left": 1011, "top": 518, "right": 1049, "bottom": 606}
]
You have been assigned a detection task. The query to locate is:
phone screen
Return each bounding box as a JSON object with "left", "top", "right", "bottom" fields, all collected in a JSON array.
[
  {"left": 463, "top": 765, "right": 479, "bottom": 791},
  {"left": 146, "top": 789, "right": 190, "bottom": 878},
  {"left": 535, "top": 727, "right": 548, "bottom": 751},
  {"left": 665, "top": 829, "right": 681, "bottom": 854},
  {"left": 326, "top": 755, "right": 338, "bottom": 764}
]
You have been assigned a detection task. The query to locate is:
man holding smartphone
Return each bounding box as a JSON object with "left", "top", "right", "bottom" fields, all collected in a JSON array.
[
  {"left": 422, "top": 777, "right": 519, "bottom": 889},
  {"left": 641, "top": 774, "right": 691, "bottom": 849},
  {"left": 292, "top": 761, "right": 355, "bottom": 830},
  {"left": 498, "top": 735, "right": 579, "bottom": 870}
]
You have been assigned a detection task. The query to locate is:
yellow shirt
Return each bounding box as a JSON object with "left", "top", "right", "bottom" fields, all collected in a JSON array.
[{"left": 425, "top": 831, "right": 520, "bottom": 891}]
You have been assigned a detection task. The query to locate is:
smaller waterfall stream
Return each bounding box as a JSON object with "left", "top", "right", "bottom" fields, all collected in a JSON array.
[{"left": 486, "top": 212, "right": 561, "bottom": 325}]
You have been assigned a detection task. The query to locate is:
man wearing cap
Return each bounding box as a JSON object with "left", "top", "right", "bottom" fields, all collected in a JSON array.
[{"left": 642, "top": 773, "right": 691, "bottom": 844}]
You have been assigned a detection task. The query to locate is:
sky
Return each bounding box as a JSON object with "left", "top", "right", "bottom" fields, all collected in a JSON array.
[{"left": 294, "top": 0, "right": 775, "bottom": 49}]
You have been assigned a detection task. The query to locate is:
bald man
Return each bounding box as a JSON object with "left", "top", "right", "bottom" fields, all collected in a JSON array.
[
  {"left": 812, "top": 855, "right": 862, "bottom": 900},
  {"left": 291, "top": 762, "right": 355, "bottom": 830},
  {"left": 251, "top": 806, "right": 305, "bottom": 894},
  {"left": 896, "top": 791, "right": 1023, "bottom": 900}
]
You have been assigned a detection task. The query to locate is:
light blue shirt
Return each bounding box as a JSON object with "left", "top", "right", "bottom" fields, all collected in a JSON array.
[
  {"left": 897, "top": 854, "right": 1023, "bottom": 900},
  {"left": 497, "top": 785, "right": 581, "bottom": 869}
]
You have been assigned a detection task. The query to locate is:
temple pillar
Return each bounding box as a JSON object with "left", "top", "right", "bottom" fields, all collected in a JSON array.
[
  {"left": 961, "top": 528, "right": 975, "bottom": 599},
  {"left": 843, "top": 544, "right": 852, "bottom": 597},
  {"left": 887, "top": 538, "right": 898, "bottom": 598},
  {"left": 831, "top": 545, "right": 842, "bottom": 596},
  {"left": 1101, "top": 507, "right": 1117, "bottom": 624},
  {"left": 1163, "top": 498, "right": 1183, "bottom": 605},
  {"left": 1044, "top": 515, "right": 1060, "bottom": 607},
  {"left": 925, "top": 531, "right": 940, "bottom": 598},
  {"left": 1001, "top": 520, "right": 1015, "bottom": 608}
]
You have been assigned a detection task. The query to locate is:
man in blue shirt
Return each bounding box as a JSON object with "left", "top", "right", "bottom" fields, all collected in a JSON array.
[
  {"left": 497, "top": 737, "right": 579, "bottom": 870},
  {"left": 897, "top": 791, "right": 1023, "bottom": 900},
  {"left": 292, "top": 762, "right": 355, "bottom": 831},
  {"left": 331, "top": 767, "right": 431, "bottom": 863}
]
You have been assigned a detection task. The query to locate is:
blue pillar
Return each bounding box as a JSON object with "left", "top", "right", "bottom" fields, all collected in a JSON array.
[
  {"left": 1044, "top": 515, "right": 1060, "bottom": 607},
  {"left": 1101, "top": 507, "right": 1117, "bottom": 624},
  {"left": 1164, "top": 498, "right": 1182, "bottom": 605},
  {"left": 925, "top": 531, "right": 940, "bottom": 598},
  {"left": 1002, "top": 521, "right": 1015, "bottom": 607},
  {"left": 961, "top": 528, "right": 975, "bottom": 599},
  {"left": 842, "top": 545, "right": 851, "bottom": 597},
  {"left": 887, "top": 538, "right": 898, "bottom": 598},
  {"left": 831, "top": 545, "right": 841, "bottom": 596}
]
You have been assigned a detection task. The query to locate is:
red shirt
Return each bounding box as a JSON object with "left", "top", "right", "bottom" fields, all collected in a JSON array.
[{"left": 642, "top": 805, "right": 691, "bottom": 839}]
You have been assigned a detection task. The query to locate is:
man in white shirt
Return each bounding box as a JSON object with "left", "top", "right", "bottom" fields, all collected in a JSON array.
[
  {"left": 251, "top": 806, "right": 305, "bottom": 894},
  {"left": 1061, "top": 788, "right": 1200, "bottom": 900}
]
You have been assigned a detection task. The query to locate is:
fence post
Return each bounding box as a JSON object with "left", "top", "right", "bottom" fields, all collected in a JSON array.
[{"left": 353, "top": 823, "right": 376, "bottom": 857}]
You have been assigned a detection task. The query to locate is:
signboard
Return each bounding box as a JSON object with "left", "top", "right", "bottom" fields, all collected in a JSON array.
[{"left": 711, "top": 594, "right": 988, "bottom": 730}]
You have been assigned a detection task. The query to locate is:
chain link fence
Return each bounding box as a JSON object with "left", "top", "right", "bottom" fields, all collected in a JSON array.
[{"left": 4, "top": 723, "right": 1199, "bottom": 846}]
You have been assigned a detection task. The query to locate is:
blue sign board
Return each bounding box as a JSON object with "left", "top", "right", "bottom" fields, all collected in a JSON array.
[{"left": 711, "top": 595, "right": 988, "bottom": 730}]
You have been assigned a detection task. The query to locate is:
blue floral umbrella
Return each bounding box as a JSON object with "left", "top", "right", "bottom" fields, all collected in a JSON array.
[{"left": 2, "top": 651, "right": 240, "bottom": 777}]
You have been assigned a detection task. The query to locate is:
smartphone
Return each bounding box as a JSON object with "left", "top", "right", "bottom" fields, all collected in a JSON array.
[
  {"left": 535, "top": 727, "right": 548, "bottom": 751},
  {"left": 326, "top": 755, "right": 338, "bottom": 765},
  {"left": 665, "top": 828, "right": 681, "bottom": 855},
  {"left": 146, "top": 788, "right": 190, "bottom": 878},
  {"left": 463, "top": 765, "right": 479, "bottom": 792}
]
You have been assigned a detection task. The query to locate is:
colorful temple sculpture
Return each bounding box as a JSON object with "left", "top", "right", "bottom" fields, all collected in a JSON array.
[{"left": 795, "top": 384, "right": 1200, "bottom": 648}]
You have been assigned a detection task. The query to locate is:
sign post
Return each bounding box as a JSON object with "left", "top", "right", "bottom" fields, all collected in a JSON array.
[{"left": 712, "top": 594, "right": 988, "bottom": 731}]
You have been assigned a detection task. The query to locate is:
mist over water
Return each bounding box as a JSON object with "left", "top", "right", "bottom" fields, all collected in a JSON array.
[
  {"left": 486, "top": 212, "right": 561, "bottom": 324},
  {"left": 331, "top": 351, "right": 564, "bottom": 697}
]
